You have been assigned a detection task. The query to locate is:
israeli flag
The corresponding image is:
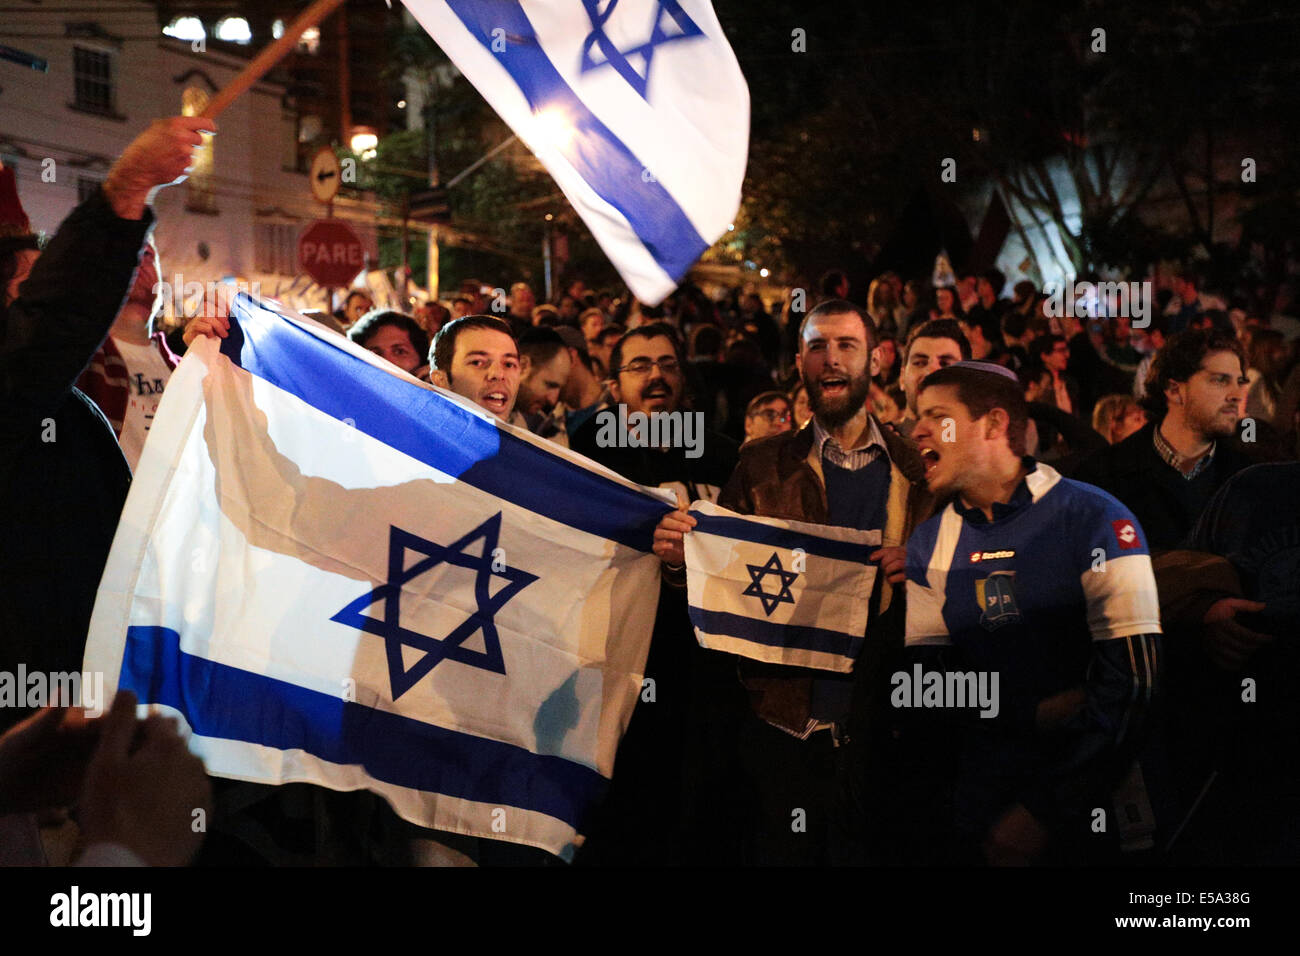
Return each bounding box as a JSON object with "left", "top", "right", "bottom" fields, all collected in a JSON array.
[
  {"left": 83, "top": 294, "right": 674, "bottom": 860},
  {"left": 684, "top": 502, "right": 881, "bottom": 673},
  {"left": 400, "top": 0, "right": 749, "bottom": 304}
]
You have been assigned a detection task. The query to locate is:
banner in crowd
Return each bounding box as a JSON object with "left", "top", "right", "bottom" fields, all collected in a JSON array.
[
  {"left": 84, "top": 293, "right": 675, "bottom": 860},
  {"left": 400, "top": 0, "right": 749, "bottom": 305},
  {"left": 684, "top": 501, "right": 881, "bottom": 672}
]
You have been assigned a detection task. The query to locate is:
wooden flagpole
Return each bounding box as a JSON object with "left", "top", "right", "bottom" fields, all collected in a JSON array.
[{"left": 203, "top": 0, "right": 349, "bottom": 119}]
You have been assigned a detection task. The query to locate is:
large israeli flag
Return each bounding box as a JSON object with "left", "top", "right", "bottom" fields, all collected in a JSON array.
[
  {"left": 83, "top": 293, "right": 674, "bottom": 860},
  {"left": 401, "top": 0, "right": 749, "bottom": 304},
  {"left": 684, "top": 502, "right": 881, "bottom": 673}
]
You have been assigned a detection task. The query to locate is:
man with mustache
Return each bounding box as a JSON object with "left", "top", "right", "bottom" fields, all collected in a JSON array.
[
  {"left": 684, "top": 298, "right": 935, "bottom": 864},
  {"left": 569, "top": 323, "right": 739, "bottom": 865}
]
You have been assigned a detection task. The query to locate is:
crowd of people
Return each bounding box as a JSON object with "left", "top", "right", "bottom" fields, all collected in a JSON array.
[{"left": 2, "top": 115, "right": 1297, "bottom": 867}]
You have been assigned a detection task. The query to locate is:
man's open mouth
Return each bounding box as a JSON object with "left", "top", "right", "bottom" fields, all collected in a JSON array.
[
  {"left": 481, "top": 390, "right": 510, "bottom": 412},
  {"left": 643, "top": 384, "right": 671, "bottom": 400},
  {"left": 819, "top": 376, "right": 849, "bottom": 396},
  {"left": 920, "top": 446, "right": 941, "bottom": 476}
]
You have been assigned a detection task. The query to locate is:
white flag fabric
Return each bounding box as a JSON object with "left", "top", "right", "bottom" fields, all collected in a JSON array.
[
  {"left": 83, "top": 293, "right": 674, "bottom": 860},
  {"left": 400, "top": 0, "right": 749, "bottom": 304},
  {"left": 684, "top": 501, "right": 881, "bottom": 673}
]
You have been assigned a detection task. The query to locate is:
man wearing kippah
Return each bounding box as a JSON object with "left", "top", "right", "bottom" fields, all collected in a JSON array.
[{"left": 904, "top": 361, "right": 1163, "bottom": 865}]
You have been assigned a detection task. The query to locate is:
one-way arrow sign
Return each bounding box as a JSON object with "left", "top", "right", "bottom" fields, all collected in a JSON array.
[{"left": 309, "top": 146, "right": 342, "bottom": 204}]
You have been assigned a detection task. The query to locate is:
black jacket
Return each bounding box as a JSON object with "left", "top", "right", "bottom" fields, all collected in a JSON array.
[
  {"left": 0, "top": 188, "right": 153, "bottom": 727},
  {"left": 1072, "top": 420, "right": 1253, "bottom": 551}
]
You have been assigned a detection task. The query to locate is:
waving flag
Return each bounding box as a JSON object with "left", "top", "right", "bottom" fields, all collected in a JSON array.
[
  {"left": 401, "top": 0, "right": 749, "bottom": 304},
  {"left": 83, "top": 293, "right": 674, "bottom": 860},
  {"left": 684, "top": 502, "right": 881, "bottom": 672}
]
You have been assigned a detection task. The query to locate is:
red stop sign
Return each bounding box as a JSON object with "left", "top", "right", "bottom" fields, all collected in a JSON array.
[{"left": 298, "top": 219, "right": 366, "bottom": 287}]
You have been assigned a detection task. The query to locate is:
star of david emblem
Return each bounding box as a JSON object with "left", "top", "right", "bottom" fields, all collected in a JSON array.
[
  {"left": 579, "top": 0, "right": 706, "bottom": 100},
  {"left": 742, "top": 552, "right": 799, "bottom": 616},
  {"left": 331, "top": 513, "right": 537, "bottom": 700}
]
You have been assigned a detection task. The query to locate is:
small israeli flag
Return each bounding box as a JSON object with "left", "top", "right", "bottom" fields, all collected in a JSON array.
[
  {"left": 400, "top": 0, "right": 749, "bottom": 304},
  {"left": 684, "top": 502, "right": 881, "bottom": 673}
]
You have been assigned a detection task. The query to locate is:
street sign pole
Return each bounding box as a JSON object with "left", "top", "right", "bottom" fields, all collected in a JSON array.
[
  {"left": 399, "top": 193, "right": 408, "bottom": 306},
  {"left": 326, "top": 198, "right": 334, "bottom": 317}
]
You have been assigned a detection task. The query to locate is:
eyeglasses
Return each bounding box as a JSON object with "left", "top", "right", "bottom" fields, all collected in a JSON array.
[
  {"left": 749, "top": 409, "right": 791, "bottom": 424},
  {"left": 617, "top": 357, "right": 681, "bottom": 375}
]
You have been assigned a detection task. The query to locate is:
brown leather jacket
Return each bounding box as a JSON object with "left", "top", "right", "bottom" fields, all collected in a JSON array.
[{"left": 719, "top": 418, "right": 936, "bottom": 735}]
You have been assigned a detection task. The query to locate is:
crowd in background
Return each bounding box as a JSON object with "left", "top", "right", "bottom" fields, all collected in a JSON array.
[
  {"left": 325, "top": 263, "right": 1300, "bottom": 465},
  {"left": 3, "top": 114, "right": 1299, "bottom": 868}
]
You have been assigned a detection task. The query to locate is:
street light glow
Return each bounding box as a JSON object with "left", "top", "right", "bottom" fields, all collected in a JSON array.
[
  {"left": 531, "top": 108, "right": 575, "bottom": 151},
  {"left": 350, "top": 127, "right": 379, "bottom": 155}
]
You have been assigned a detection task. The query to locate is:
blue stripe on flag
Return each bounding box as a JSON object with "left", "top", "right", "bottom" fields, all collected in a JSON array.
[
  {"left": 120, "top": 626, "right": 606, "bottom": 831},
  {"left": 218, "top": 296, "right": 671, "bottom": 552},
  {"left": 690, "top": 512, "right": 874, "bottom": 563},
  {"left": 444, "top": 0, "right": 709, "bottom": 282},
  {"left": 687, "top": 606, "right": 864, "bottom": 659}
]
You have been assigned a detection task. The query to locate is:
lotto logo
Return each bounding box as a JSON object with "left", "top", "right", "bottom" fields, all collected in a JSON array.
[{"left": 1112, "top": 519, "right": 1140, "bottom": 550}]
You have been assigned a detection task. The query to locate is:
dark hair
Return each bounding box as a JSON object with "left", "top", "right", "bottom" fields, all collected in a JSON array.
[
  {"left": 348, "top": 309, "right": 430, "bottom": 361},
  {"left": 745, "top": 390, "right": 792, "bottom": 417},
  {"left": 904, "top": 319, "right": 972, "bottom": 362},
  {"left": 517, "top": 326, "right": 567, "bottom": 367},
  {"left": 690, "top": 323, "right": 723, "bottom": 359},
  {"left": 796, "top": 298, "right": 876, "bottom": 349},
  {"left": 961, "top": 313, "right": 999, "bottom": 344},
  {"left": 918, "top": 365, "right": 1030, "bottom": 457},
  {"left": 932, "top": 284, "right": 965, "bottom": 318},
  {"left": 344, "top": 289, "right": 371, "bottom": 307},
  {"left": 608, "top": 322, "right": 684, "bottom": 378},
  {"left": 1140, "top": 328, "right": 1246, "bottom": 418},
  {"left": 980, "top": 269, "right": 1006, "bottom": 296},
  {"left": 431, "top": 314, "right": 515, "bottom": 372},
  {"left": 883, "top": 383, "right": 906, "bottom": 412},
  {"left": 1141, "top": 313, "right": 1170, "bottom": 339},
  {"left": 596, "top": 324, "right": 625, "bottom": 346},
  {"left": 1018, "top": 360, "right": 1051, "bottom": 391},
  {"left": 820, "top": 269, "right": 849, "bottom": 298},
  {"left": 1029, "top": 334, "right": 1066, "bottom": 362},
  {"left": 1001, "top": 310, "right": 1029, "bottom": 341}
]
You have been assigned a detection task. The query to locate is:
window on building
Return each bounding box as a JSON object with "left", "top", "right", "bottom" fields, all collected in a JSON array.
[
  {"left": 298, "top": 26, "right": 321, "bottom": 55},
  {"left": 214, "top": 17, "right": 252, "bottom": 45},
  {"left": 254, "top": 222, "right": 299, "bottom": 276},
  {"left": 72, "top": 47, "right": 114, "bottom": 115},
  {"left": 162, "top": 17, "right": 206, "bottom": 43}
]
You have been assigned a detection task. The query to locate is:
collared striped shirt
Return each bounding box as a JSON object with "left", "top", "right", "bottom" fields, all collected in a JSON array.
[
  {"left": 1152, "top": 423, "right": 1215, "bottom": 480},
  {"left": 812, "top": 415, "right": 889, "bottom": 471}
]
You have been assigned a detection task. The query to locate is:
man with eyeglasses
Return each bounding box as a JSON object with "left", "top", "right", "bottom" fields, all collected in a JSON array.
[
  {"left": 1030, "top": 334, "right": 1079, "bottom": 417},
  {"left": 742, "top": 390, "right": 794, "bottom": 445},
  {"left": 569, "top": 322, "right": 740, "bottom": 866}
]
